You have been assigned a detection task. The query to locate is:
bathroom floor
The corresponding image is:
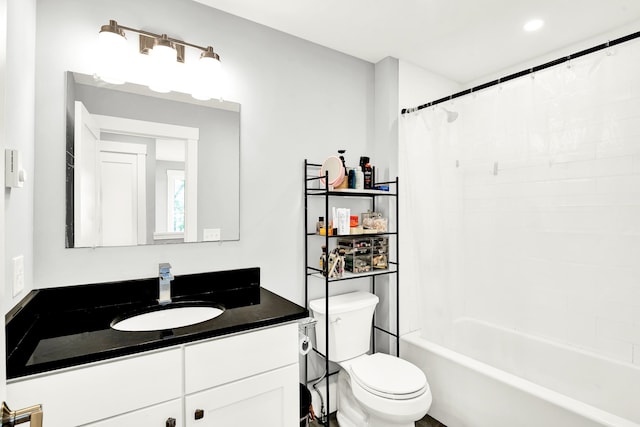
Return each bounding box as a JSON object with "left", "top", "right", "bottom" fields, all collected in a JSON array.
[{"left": 309, "top": 413, "right": 446, "bottom": 426}]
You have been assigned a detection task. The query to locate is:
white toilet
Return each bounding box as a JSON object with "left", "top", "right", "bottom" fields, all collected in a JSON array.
[{"left": 309, "top": 291, "right": 432, "bottom": 427}]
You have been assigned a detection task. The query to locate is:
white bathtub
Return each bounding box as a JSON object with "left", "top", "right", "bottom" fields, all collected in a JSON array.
[{"left": 401, "top": 318, "right": 640, "bottom": 427}]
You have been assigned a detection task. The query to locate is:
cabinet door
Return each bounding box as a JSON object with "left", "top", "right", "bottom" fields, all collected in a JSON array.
[
  {"left": 7, "top": 348, "right": 182, "bottom": 427},
  {"left": 184, "top": 323, "right": 298, "bottom": 394},
  {"left": 185, "top": 364, "right": 299, "bottom": 427},
  {"left": 85, "top": 398, "right": 182, "bottom": 427}
]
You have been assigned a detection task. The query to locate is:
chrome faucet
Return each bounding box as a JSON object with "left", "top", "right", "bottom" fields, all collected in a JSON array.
[{"left": 158, "top": 263, "right": 173, "bottom": 304}]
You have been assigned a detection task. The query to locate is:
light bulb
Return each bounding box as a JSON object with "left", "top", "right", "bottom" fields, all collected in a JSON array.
[
  {"left": 191, "top": 53, "right": 223, "bottom": 101},
  {"left": 150, "top": 43, "right": 177, "bottom": 66},
  {"left": 148, "top": 37, "right": 177, "bottom": 93},
  {"left": 96, "top": 28, "right": 128, "bottom": 84}
]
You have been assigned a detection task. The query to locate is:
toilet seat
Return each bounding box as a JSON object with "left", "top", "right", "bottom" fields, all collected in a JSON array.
[{"left": 349, "top": 353, "right": 427, "bottom": 400}]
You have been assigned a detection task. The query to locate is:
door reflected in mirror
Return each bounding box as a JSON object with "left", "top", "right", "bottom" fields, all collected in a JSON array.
[{"left": 66, "top": 72, "right": 240, "bottom": 248}]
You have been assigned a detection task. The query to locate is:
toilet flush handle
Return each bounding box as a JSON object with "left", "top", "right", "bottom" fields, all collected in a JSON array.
[{"left": 332, "top": 316, "right": 342, "bottom": 324}]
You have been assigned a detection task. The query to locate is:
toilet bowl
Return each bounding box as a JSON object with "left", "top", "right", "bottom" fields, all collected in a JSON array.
[
  {"left": 309, "top": 292, "right": 432, "bottom": 426},
  {"left": 337, "top": 353, "right": 432, "bottom": 427}
]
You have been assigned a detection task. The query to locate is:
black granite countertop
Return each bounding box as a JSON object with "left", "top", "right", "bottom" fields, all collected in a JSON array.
[{"left": 5, "top": 267, "right": 308, "bottom": 380}]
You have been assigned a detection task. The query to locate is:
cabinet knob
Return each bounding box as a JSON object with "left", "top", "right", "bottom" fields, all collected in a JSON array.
[
  {"left": 166, "top": 417, "right": 177, "bottom": 427},
  {"left": 194, "top": 409, "right": 205, "bottom": 420}
]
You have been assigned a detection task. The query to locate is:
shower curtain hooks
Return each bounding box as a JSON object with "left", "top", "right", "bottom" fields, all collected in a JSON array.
[
  {"left": 605, "top": 40, "right": 615, "bottom": 56},
  {"left": 441, "top": 106, "right": 459, "bottom": 123}
]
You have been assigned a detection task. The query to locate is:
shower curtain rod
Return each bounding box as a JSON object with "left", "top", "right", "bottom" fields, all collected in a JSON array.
[{"left": 401, "top": 29, "right": 640, "bottom": 115}]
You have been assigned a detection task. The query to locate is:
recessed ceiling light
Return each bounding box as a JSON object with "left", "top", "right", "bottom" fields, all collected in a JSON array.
[{"left": 523, "top": 19, "right": 544, "bottom": 32}]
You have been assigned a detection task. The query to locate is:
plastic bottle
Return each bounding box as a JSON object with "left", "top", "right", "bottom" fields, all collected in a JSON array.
[
  {"left": 364, "top": 163, "right": 373, "bottom": 189},
  {"left": 355, "top": 167, "right": 364, "bottom": 190},
  {"left": 348, "top": 168, "right": 355, "bottom": 189},
  {"left": 359, "top": 156, "right": 370, "bottom": 172},
  {"left": 320, "top": 245, "right": 327, "bottom": 271}
]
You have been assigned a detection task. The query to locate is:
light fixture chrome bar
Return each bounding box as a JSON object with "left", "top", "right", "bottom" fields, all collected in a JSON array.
[
  {"left": 119, "top": 24, "right": 211, "bottom": 52},
  {"left": 139, "top": 34, "right": 185, "bottom": 62}
]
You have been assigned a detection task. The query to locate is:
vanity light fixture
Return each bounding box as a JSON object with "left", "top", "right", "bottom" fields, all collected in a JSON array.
[{"left": 97, "top": 20, "right": 223, "bottom": 100}]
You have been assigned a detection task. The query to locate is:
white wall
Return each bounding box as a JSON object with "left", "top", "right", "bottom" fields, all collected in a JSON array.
[
  {"left": 0, "top": 0, "right": 8, "bottom": 400},
  {"left": 33, "top": 0, "right": 374, "bottom": 305},
  {"left": 399, "top": 60, "right": 462, "bottom": 111},
  {"left": 373, "top": 57, "right": 399, "bottom": 180},
  {"left": 4, "top": 0, "right": 35, "bottom": 308}
]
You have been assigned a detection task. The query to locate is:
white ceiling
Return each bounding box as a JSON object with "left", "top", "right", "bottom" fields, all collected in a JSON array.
[{"left": 194, "top": 0, "right": 640, "bottom": 84}]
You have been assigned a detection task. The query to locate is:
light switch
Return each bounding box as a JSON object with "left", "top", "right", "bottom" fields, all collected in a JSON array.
[
  {"left": 5, "top": 149, "right": 26, "bottom": 188},
  {"left": 203, "top": 228, "right": 221, "bottom": 242}
]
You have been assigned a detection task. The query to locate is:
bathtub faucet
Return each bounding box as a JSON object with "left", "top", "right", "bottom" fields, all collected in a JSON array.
[{"left": 158, "top": 263, "right": 173, "bottom": 304}]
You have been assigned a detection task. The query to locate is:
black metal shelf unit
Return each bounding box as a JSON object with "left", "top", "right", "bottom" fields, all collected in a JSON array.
[{"left": 303, "top": 159, "right": 400, "bottom": 423}]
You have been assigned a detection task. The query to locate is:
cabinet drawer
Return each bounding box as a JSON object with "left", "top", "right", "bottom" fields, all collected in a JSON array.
[
  {"left": 184, "top": 323, "right": 298, "bottom": 394},
  {"left": 85, "top": 398, "right": 182, "bottom": 427},
  {"left": 7, "top": 348, "right": 182, "bottom": 427},
  {"left": 185, "top": 364, "right": 299, "bottom": 427}
]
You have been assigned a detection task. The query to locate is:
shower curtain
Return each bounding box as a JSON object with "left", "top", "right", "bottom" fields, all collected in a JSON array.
[
  {"left": 399, "top": 106, "right": 464, "bottom": 347},
  {"left": 400, "top": 37, "right": 640, "bottom": 364}
]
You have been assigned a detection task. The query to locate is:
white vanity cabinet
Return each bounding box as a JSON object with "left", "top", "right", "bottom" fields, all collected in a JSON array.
[
  {"left": 6, "top": 323, "right": 299, "bottom": 427},
  {"left": 184, "top": 323, "right": 299, "bottom": 427}
]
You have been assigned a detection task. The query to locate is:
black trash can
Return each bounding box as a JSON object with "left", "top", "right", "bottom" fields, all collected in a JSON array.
[{"left": 299, "top": 383, "right": 312, "bottom": 427}]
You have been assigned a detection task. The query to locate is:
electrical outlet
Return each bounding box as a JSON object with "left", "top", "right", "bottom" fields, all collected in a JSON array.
[
  {"left": 203, "top": 228, "right": 221, "bottom": 242},
  {"left": 12, "top": 255, "right": 24, "bottom": 296}
]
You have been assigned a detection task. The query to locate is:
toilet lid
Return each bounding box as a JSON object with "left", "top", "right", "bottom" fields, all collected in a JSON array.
[{"left": 350, "top": 353, "right": 428, "bottom": 400}]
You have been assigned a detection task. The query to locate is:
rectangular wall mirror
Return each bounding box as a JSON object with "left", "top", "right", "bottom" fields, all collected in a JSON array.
[{"left": 65, "top": 71, "right": 240, "bottom": 248}]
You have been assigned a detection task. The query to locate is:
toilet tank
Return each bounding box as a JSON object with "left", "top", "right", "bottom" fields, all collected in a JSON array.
[{"left": 309, "top": 291, "right": 379, "bottom": 362}]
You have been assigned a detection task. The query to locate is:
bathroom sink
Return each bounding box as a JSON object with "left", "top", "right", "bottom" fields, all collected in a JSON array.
[{"left": 111, "top": 303, "right": 224, "bottom": 332}]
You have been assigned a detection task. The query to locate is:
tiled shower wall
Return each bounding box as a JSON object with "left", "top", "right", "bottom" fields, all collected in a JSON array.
[{"left": 452, "top": 40, "right": 640, "bottom": 365}]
